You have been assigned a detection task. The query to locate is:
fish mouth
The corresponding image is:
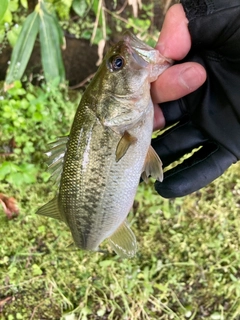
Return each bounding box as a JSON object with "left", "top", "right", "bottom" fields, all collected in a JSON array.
[
  {"left": 123, "top": 31, "right": 154, "bottom": 53},
  {"left": 123, "top": 30, "right": 172, "bottom": 67}
]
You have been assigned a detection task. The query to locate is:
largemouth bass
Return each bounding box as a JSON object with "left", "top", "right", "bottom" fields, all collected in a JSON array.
[{"left": 37, "top": 32, "right": 172, "bottom": 258}]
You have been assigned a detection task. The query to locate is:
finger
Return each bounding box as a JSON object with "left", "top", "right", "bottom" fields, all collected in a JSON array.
[
  {"left": 152, "top": 120, "right": 208, "bottom": 167},
  {"left": 153, "top": 104, "right": 165, "bottom": 130},
  {"left": 155, "top": 144, "right": 236, "bottom": 198},
  {"left": 151, "top": 62, "right": 206, "bottom": 104},
  {"left": 156, "top": 4, "right": 191, "bottom": 60}
]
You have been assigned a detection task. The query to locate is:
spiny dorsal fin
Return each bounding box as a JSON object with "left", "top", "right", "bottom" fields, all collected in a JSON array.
[
  {"left": 141, "top": 145, "right": 163, "bottom": 183},
  {"left": 36, "top": 196, "right": 63, "bottom": 221},
  {"left": 45, "top": 136, "right": 68, "bottom": 185},
  {"left": 108, "top": 220, "right": 137, "bottom": 258},
  {"left": 116, "top": 131, "right": 137, "bottom": 162}
]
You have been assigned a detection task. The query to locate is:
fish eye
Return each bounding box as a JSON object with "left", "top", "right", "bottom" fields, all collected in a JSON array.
[{"left": 108, "top": 55, "right": 125, "bottom": 72}]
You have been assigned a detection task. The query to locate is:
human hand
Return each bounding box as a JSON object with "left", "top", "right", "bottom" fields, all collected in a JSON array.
[
  {"left": 151, "top": 3, "right": 206, "bottom": 130},
  {"left": 151, "top": 0, "right": 240, "bottom": 198}
]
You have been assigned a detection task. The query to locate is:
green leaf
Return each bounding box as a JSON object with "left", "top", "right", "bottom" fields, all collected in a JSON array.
[
  {"left": 0, "top": 162, "right": 17, "bottom": 180},
  {"left": 0, "top": 0, "right": 8, "bottom": 22},
  {"left": 20, "top": 0, "right": 28, "bottom": 9},
  {"left": 99, "top": 260, "right": 114, "bottom": 267},
  {"left": 8, "top": 0, "right": 18, "bottom": 12},
  {"left": 32, "top": 264, "right": 43, "bottom": 276},
  {"left": 39, "top": 3, "right": 65, "bottom": 83},
  {"left": 72, "top": 0, "right": 87, "bottom": 17},
  {"left": 7, "top": 24, "right": 22, "bottom": 47},
  {"left": 5, "top": 10, "right": 39, "bottom": 85}
]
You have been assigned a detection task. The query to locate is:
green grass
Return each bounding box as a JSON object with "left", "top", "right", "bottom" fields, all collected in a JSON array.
[{"left": 1, "top": 161, "right": 240, "bottom": 319}]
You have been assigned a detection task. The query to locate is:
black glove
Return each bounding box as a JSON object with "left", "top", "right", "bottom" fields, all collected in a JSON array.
[{"left": 152, "top": 0, "right": 240, "bottom": 198}]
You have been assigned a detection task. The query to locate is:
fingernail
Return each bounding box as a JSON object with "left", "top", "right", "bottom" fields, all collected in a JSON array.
[{"left": 179, "top": 67, "right": 202, "bottom": 90}]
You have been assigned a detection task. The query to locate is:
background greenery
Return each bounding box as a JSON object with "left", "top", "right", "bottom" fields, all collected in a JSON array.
[
  {"left": 0, "top": 0, "right": 240, "bottom": 319},
  {"left": 1, "top": 0, "right": 159, "bottom": 87},
  {"left": 1, "top": 165, "right": 240, "bottom": 319}
]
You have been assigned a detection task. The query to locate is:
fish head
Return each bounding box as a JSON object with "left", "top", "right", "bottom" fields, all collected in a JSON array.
[
  {"left": 98, "top": 31, "right": 173, "bottom": 97},
  {"left": 86, "top": 31, "right": 173, "bottom": 128}
]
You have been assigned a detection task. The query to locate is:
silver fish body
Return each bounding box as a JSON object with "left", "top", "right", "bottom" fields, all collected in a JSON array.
[{"left": 37, "top": 32, "right": 172, "bottom": 258}]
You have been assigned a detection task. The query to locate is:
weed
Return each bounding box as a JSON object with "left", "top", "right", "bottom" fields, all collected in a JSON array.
[
  {"left": 0, "top": 80, "right": 80, "bottom": 187},
  {"left": 0, "top": 162, "right": 240, "bottom": 319}
]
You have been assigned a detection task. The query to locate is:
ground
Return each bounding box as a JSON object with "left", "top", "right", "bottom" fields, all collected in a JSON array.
[{"left": 0, "top": 162, "right": 240, "bottom": 319}]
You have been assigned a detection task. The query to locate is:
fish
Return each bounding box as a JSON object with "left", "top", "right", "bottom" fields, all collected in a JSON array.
[{"left": 36, "top": 31, "right": 172, "bottom": 258}]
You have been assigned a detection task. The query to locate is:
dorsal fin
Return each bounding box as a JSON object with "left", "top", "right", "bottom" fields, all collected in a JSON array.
[
  {"left": 45, "top": 136, "right": 68, "bottom": 185},
  {"left": 108, "top": 220, "right": 137, "bottom": 258}
]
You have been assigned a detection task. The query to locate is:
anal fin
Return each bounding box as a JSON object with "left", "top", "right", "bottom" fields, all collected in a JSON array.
[
  {"left": 36, "top": 196, "right": 63, "bottom": 221},
  {"left": 141, "top": 145, "right": 163, "bottom": 183},
  {"left": 108, "top": 220, "right": 137, "bottom": 258},
  {"left": 116, "top": 131, "right": 137, "bottom": 162}
]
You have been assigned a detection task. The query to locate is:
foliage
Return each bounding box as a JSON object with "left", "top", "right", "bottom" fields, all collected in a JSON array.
[
  {"left": 0, "top": 163, "right": 240, "bottom": 319},
  {"left": 0, "top": 0, "right": 28, "bottom": 48},
  {"left": 0, "top": 80, "right": 80, "bottom": 186},
  {"left": 4, "top": 0, "right": 65, "bottom": 86},
  {"left": 1, "top": 0, "right": 159, "bottom": 86},
  {"left": 5, "top": 9, "right": 40, "bottom": 86},
  {"left": 61, "top": 0, "right": 158, "bottom": 46},
  {"left": 0, "top": 0, "right": 8, "bottom": 22},
  {"left": 38, "top": 1, "right": 65, "bottom": 84}
]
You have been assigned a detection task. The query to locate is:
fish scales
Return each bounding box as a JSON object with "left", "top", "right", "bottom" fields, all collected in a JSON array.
[
  {"left": 61, "top": 107, "right": 117, "bottom": 249},
  {"left": 37, "top": 31, "right": 172, "bottom": 258},
  {"left": 60, "top": 102, "right": 149, "bottom": 250}
]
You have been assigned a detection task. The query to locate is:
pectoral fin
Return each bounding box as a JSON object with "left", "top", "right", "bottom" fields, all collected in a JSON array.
[
  {"left": 116, "top": 131, "right": 137, "bottom": 162},
  {"left": 108, "top": 220, "right": 137, "bottom": 258},
  {"left": 141, "top": 145, "right": 163, "bottom": 183},
  {"left": 36, "top": 196, "right": 63, "bottom": 222}
]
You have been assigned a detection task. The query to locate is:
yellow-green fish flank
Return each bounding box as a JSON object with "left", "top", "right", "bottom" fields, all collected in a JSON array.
[{"left": 37, "top": 31, "right": 172, "bottom": 258}]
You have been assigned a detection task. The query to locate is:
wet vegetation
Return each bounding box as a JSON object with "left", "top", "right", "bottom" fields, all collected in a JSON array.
[
  {"left": 0, "top": 0, "right": 240, "bottom": 319},
  {"left": 1, "top": 164, "right": 240, "bottom": 319}
]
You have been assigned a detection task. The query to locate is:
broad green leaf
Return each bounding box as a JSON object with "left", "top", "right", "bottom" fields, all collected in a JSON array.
[
  {"left": 5, "top": 10, "right": 39, "bottom": 86},
  {"left": 7, "top": 24, "right": 22, "bottom": 47},
  {"left": 20, "top": 0, "right": 28, "bottom": 9},
  {"left": 72, "top": 0, "right": 87, "bottom": 17},
  {"left": 0, "top": 161, "right": 19, "bottom": 180},
  {"left": 2, "top": 9, "right": 12, "bottom": 23},
  {"left": 0, "top": 0, "right": 8, "bottom": 22},
  {"left": 8, "top": 0, "right": 18, "bottom": 12},
  {"left": 39, "top": 3, "right": 65, "bottom": 83}
]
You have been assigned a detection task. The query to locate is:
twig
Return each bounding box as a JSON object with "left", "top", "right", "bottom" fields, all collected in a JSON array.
[
  {"left": 116, "top": 0, "right": 128, "bottom": 14},
  {"left": 91, "top": 0, "right": 103, "bottom": 44},
  {"left": 103, "top": 6, "right": 158, "bottom": 42},
  {"left": 163, "top": 0, "right": 172, "bottom": 15},
  {"left": 69, "top": 73, "right": 95, "bottom": 90},
  {"left": 0, "top": 296, "right": 13, "bottom": 312},
  {"left": 30, "top": 301, "right": 44, "bottom": 320}
]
